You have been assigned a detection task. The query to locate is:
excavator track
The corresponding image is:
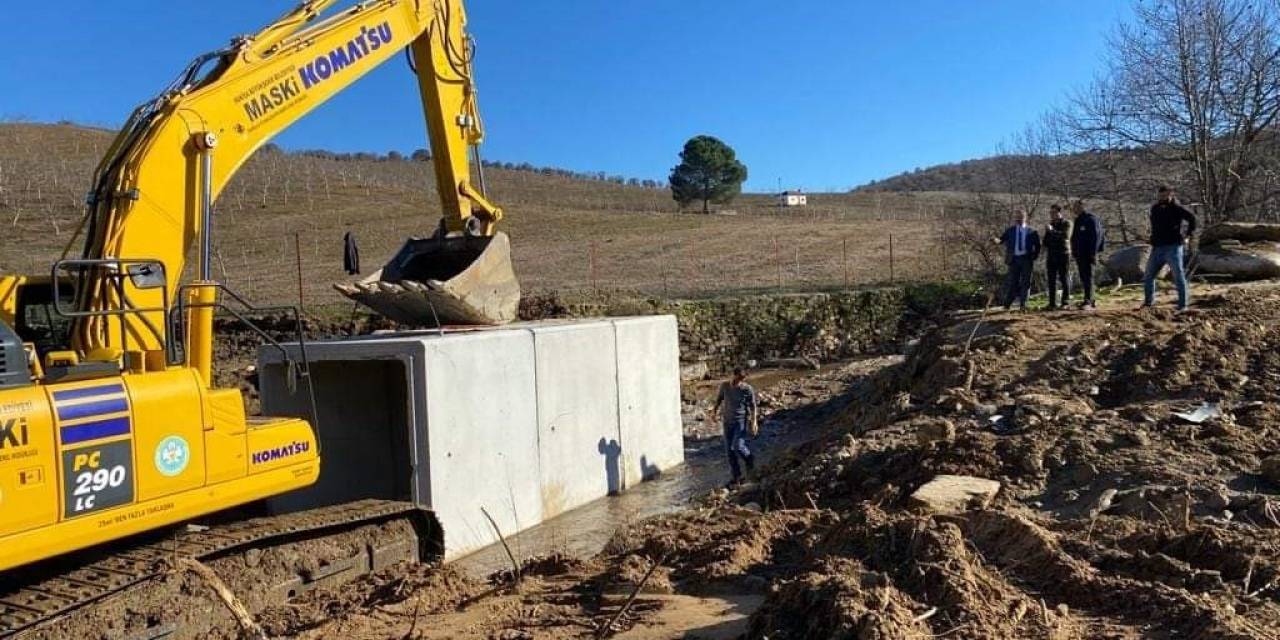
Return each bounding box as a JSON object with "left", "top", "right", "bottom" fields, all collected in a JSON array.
[{"left": 0, "top": 499, "right": 433, "bottom": 638}]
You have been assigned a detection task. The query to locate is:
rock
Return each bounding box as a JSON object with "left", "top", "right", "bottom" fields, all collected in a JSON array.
[
  {"left": 679, "top": 361, "right": 710, "bottom": 381},
  {"left": 909, "top": 475, "right": 1002, "bottom": 514},
  {"left": 1119, "top": 430, "right": 1152, "bottom": 448},
  {"left": 1106, "top": 245, "right": 1165, "bottom": 284},
  {"left": 243, "top": 548, "right": 262, "bottom": 568},
  {"left": 915, "top": 419, "right": 957, "bottom": 446},
  {"left": 974, "top": 403, "right": 999, "bottom": 417},
  {"left": 1197, "top": 241, "right": 1280, "bottom": 280},
  {"left": 1016, "top": 393, "right": 1093, "bottom": 419},
  {"left": 1089, "top": 488, "right": 1118, "bottom": 517},
  {"left": 1261, "top": 456, "right": 1280, "bottom": 484},
  {"left": 1201, "top": 222, "right": 1280, "bottom": 244}
]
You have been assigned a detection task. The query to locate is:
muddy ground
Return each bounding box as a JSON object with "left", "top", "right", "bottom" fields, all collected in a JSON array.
[
  {"left": 39, "top": 283, "right": 1280, "bottom": 639},
  {"left": 234, "top": 284, "right": 1280, "bottom": 638}
]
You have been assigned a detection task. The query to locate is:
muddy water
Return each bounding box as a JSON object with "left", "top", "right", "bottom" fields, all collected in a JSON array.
[{"left": 453, "top": 443, "right": 728, "bottom": 578}]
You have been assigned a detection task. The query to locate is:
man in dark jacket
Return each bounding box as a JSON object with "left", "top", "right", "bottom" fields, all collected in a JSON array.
[
  {"left": 1043, "top": 204, "right": 1072, "bottom": 309},
  {"left": 1142, "top": 185, "right": 1197, "bottom": 311},
  {"left": 1069, "top": 200, "right": 1105, "bottom": 309},
  {"left": 712, "top": 367, "right": 758, "bottom": 486},
  {"left": 995, "top": 209, "right": 1040, "bottom": 311}
]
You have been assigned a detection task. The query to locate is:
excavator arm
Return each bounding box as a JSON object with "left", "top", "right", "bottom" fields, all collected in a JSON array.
[{"left": 71, "top": 0, "right": 517, "bottom": 382}]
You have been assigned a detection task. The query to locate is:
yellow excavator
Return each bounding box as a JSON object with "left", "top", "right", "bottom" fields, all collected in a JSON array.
[{"left": 0, "top": 0, "right": 517, "bottom": 589}]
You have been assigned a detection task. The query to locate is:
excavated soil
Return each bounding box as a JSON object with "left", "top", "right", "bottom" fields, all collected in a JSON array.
[
  {"left": 326, "top": 283, "right": 1276, "bottom": 639},
  {"left": 34, "top": 283, "right": 1280, "bottom": 638}
]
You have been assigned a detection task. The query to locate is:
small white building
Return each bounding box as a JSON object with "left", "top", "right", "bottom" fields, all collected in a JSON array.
[{"left": 779, "top": 190, "right": 808, "bottom": 207}]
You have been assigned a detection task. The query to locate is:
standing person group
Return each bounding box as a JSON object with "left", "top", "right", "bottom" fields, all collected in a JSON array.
[
  {"left": 995, "top": 188, "right": 1198, "bottom": 312},
  {"left": 995, "top": 199, "right": 1105, "bottom": 311}
]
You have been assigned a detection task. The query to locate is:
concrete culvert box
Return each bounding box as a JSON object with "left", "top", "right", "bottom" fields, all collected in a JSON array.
[{"left": 258, "top": 316, "right": 684, "bottom": 561}]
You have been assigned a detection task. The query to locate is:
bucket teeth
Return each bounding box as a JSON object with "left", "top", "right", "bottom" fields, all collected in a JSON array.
[{"left": 332, "top": 231, "right": 520, "bottom": 326}]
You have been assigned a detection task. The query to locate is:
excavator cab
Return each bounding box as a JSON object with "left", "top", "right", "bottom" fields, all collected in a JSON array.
[{"left": 335, "top": 232, "right": 519, "bottom": 326}]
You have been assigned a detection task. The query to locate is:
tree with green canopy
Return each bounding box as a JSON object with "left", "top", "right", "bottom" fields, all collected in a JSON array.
[{"left": 669, "top": 135, "right": 748, "bottom": 213}]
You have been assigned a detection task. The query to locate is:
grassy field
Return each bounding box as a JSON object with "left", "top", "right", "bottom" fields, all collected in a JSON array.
[{"left": 0, "top": 123, "right": 962, "bottom": 309}]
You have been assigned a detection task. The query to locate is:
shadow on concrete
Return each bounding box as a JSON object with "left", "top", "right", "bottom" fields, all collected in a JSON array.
[{"left": 598, "top": 437, "right": 622, "bottom": 495}]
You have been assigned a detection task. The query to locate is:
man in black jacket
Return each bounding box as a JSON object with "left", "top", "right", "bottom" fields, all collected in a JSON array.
[
  {"left": 1043, "top": 204, "right": 1072, "bottom": 310},
  {"left": 995, "top": 209, "right": 1040, "bottom": 311},
  {"left": 1142, "top": 185, "right": 1197, "bottom": 311},
  {"left": 1069, "top": 200, "right": 1105, "bottom": 309}
]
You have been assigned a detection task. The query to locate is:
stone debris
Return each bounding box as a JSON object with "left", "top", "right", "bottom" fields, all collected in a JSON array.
[
  {"left": 909, "top": 475, "right": 1001, "bottom": 514},
  {"left": 914, "top": 418, "right": 956, "bottom": 446}
]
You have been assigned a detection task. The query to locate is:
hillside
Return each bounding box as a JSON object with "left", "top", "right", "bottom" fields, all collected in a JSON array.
[
  {"left": 0, "top": 123, "right": 961, "bottom": 309},
  {"left": 857, "top": 147, "right": 1171, "bottom": 204}
]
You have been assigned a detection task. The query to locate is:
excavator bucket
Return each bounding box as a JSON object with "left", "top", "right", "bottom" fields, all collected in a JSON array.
[{"left": 335, "top": 232, "right": 520, "bottom": 326}]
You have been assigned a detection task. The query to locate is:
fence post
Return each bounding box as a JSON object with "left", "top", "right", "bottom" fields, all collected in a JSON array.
[
  {"left": 941, "top": 237, "right": 948, "bottom": 279},
  {"left": 773, "top": 238, "right": 782, "bottom": 290},
  {"left": 589, "top": 241, "right": 598, "bottom": 294},
  {"left": 842, "top": 237, "right": 849, "bottom": 289},
  {"left": 661, "top": 244, "right": 669, "bottom": 298},
  {"left": 889, "top": 233, "right": 895, "bottom": 283}
]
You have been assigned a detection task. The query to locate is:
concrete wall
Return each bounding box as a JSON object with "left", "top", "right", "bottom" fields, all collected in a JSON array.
[
  {"left": 258, "top": 315, "right": 683, "bottom": 561},
  {"left": 613, "top": 316, "right": 684, "bottom": 489},
  {"left": 421, "top": 331, "right": 541, "bottom": 558},
  {"left": 531, "top": 321, "right": 620, "bottom": 518}
]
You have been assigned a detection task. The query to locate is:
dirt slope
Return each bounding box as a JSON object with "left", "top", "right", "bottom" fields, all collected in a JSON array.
[
  {"left": 220, "top": 283, "right": 1280, "bottom": 639},
  {"left": 736, "top": 284, "right": 1280, "bottom": 639}
]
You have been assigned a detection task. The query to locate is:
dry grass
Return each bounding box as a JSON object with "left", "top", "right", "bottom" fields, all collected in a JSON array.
[{"left": 0, "top": 123, "right": 961, "bottom": 308}]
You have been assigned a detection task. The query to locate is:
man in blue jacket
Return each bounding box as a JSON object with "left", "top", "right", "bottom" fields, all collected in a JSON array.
[
  {"left": 995, "top": 209, "right": 1040, "bottom": 311},
  {"left": 1069, "top": 200, "right": 1106, "bottom": 309}
]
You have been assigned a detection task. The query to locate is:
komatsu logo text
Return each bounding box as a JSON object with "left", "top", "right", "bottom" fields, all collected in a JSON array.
[
  {"left": 251, "top": 441, "right": 310, "bottom": 465},
  {"left": 299, "top": 21, "right": 393, "bottom": 90}
]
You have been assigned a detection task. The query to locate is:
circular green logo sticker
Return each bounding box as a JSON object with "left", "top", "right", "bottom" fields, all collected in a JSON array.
[{"left": 155, "top": 436, "right": 190, "bottom": 477}]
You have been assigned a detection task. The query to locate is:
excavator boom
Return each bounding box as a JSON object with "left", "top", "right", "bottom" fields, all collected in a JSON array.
[{"left": 74, "top": 0, "right": 518, "bottom": 369}]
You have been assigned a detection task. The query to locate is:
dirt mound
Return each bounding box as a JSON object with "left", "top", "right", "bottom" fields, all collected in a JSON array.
[
  {"left": 256, "top": 564, "right": 482, "bottom": 637},
  {"left": 731, "top": 285, "right": 1280, "bottom": 637},
  {"left": 603, "top": 506, "right": 835, "bottom": 585}
]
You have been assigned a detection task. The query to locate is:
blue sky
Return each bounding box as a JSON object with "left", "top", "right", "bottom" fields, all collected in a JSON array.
[{"left": 1, "top": 1, "right": 1130, "bottom": 192}]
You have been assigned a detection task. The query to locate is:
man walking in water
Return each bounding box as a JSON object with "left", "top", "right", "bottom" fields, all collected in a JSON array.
[{"left": 712, "top": 367, "right": 758, "bottom": 487}]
